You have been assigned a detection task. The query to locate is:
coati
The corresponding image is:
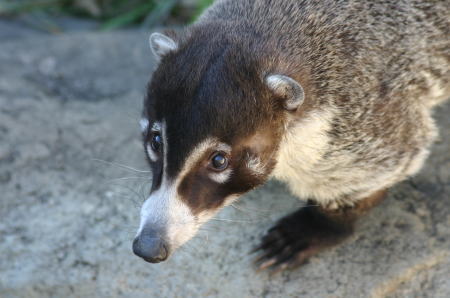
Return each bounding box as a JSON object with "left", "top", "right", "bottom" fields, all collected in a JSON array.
[{"left": 132, "top": 0, "right": 449, "bottom": 272}]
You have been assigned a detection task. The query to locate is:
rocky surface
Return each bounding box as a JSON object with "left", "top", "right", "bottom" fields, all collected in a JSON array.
[{"left": 0, "top": 23, "right": 449, "bottom": 298}]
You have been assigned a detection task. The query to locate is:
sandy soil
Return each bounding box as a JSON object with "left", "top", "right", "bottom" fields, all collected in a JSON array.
[{"left": 0, "top": 24, "right": 449, "bottom": 298}]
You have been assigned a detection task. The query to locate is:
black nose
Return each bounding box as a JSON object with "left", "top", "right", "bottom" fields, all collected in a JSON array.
[{"left": 132, "top": 234, "right": 168, "bottom": 263}]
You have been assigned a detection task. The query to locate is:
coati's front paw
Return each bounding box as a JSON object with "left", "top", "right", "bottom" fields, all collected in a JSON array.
[{"left": 253, "top": 204, "right": 353, "bottom": 273}]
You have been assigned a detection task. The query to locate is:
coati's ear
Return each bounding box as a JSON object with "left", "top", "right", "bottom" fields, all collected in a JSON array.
[
  {"left": 265, "top": 74, "right": 305, "bottom": 111},
  {"left": 149, "top": 32, "right": 178, "bottom": 60}
]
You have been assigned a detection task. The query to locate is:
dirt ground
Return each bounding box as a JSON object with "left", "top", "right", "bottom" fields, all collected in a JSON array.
[{"left": 0, "top": 22, "right": 449, "bottom": 298}]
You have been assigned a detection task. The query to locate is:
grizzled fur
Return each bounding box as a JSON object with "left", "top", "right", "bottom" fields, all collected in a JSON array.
[
  {"left": 135, "top": 0, "right": 449, "bottom": 269},
  {"left": 197, "top": 0, "right": 449, "bottom": 207}
]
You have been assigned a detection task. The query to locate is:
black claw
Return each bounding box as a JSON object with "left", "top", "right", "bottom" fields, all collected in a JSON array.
[
  {"left": 249, "top": 243, "right": 263, "bottom": 254},
  {"left": 255, "top": 246, "right": 280, "bottom": 264}
]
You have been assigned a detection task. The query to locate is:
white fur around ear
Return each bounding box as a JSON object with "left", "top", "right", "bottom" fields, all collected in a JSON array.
[
  {"left": 149, "top": 32, "right": 178, "bottom": 60},
  {"left": 266, "top": 74, "right": 305, "bottom": 111}
]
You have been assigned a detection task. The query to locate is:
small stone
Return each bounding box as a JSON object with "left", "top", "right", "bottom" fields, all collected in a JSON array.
[
  {"left": 20, "top": 143, "right": 51, "bottom": 161},
  {"left": 38, "top": 57, "right": 57, "bottom": 75},
  {"left": 0, "top": 144, "right": 13, "bottom": 162},
  {"left": 82, "top": 203, "right": 95, "bottom": 214},
  {"left": 0, "top": 171, "right": 11, "bottom": 183}
]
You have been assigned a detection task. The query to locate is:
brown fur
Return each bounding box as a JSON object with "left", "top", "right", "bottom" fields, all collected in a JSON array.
[{"left": 137, "top": 0, "right": 449, "bottom": 268}]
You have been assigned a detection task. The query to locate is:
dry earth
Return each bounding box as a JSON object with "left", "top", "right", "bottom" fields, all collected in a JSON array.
[{"left": 0, "top": 22, "right": 449, "bottom": 298}]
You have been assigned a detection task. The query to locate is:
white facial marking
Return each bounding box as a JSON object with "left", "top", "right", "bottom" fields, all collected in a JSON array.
[
  {"left": 151, "top": 122, "right": 161, "bottom": 132},
  {"left": 139, "top": 118, "right": 149, "bottom": 133},
  {"left": 209, "top": 168, "right": 233, "bottom": 184},
  {"left": 146, "top": 143, "right": 158, "bottom": 162},
  {"left": 246, "top": 155, "right": 265, "bottom": 176},
  {"left": 177, "top": 138, "right": 231, "bottom": 179},
  {"left": 138, "top": 180, "right": 198, "bottom": 249},
  {"left": 180, "top": 139, "right": 232, "bottom": 184},
  {"left": 216, "top": 143, "right": 232, "bottom": 153},
  {"left": 138, "top": 179, "right": 173, "bottom": 235}
]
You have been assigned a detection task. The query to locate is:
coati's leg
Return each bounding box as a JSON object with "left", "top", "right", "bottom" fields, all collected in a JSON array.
[{"left": 254, "top": 190, "right": 386, "bottom": 272}]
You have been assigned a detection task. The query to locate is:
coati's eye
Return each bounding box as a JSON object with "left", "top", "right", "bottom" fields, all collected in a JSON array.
[
  {"left": 210, "top": 152, "right": 228, "bottom": 171},
  {"left": 150, "top": 133, "right": 162, "bottom": 152}
]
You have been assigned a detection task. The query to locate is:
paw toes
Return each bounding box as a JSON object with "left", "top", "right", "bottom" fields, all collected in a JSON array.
[
  {"left": 254, "top": 242, "right": 284, "bottom": 263},
  {"left": 254, "top": 241, "right": 309, "bottom": 272},
  {"left": 256, "top": 250, "right": 298, "bottom": 273},
  {"left": 257, "top": 257, "right": 278, "bottom": 271},
  {"left": 252, "top": 205, "right": 351, "bottom": 273}
]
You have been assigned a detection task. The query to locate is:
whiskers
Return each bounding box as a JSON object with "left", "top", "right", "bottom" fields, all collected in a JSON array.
[
  {"left": 209, "top": 217, "right": 260, "bottom": 223},
  {"left": 92, "top": 157, "right": 151, "bottom": 201},
  {"left": 230, "top": 203, "right": 272, "bottom": 216},
  {"left": 92, "top": 158, "right": 151, "bottom": 173},
  {"left": 108, "top": 184, "right": 147, "bottom": 207},
  {"left": 106, "top": 176, "right": 150, "bottom": 183}
]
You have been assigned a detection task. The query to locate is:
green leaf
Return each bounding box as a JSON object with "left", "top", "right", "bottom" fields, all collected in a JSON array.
[
  {"left": 141, "top": 0, "right": 178, "bottom": 28},
  {"left": 190, "top": 0, "right": 213, "bottom": 23}
]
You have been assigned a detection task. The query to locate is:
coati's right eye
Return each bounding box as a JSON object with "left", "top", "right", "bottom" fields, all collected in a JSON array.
[{"left": 150, "top": 133, "right": 162, "bottom": 152}]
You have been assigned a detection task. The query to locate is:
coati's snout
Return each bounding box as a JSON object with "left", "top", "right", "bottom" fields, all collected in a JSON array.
[{"left": 133, "top": 32, "right": 306, "bottom": 262}]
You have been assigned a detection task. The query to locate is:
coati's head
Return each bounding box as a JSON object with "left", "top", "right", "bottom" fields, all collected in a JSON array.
[{"left": 133, "top": 30, "right": 306, "bottom": 263}]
